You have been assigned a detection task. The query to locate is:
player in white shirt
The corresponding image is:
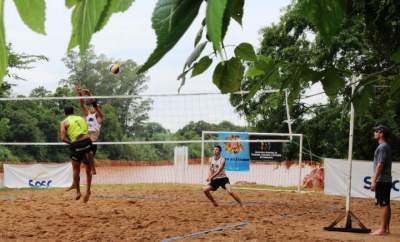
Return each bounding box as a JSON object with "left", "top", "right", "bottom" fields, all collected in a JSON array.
[
  {"left": 76, "top": 85, "right": 104, "bottom": 175},
  {"left": 203, "top": 145, "right": 243, "bottom": 207}
]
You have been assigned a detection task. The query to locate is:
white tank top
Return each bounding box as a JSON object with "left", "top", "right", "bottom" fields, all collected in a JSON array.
[
  {"left": 210, "top": 156, "right": 227, "bottom": 179},
  {"left": 86, "top": 113, "right": 101, "bottom": 133}
]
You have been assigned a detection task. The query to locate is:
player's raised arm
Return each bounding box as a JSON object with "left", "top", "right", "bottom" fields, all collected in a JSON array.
[
  {"left": 75, "top": 85, "right": 89, "bottom": 116},
  {"left": 88, "top": 91, "right": 104, "bottom": 122}
]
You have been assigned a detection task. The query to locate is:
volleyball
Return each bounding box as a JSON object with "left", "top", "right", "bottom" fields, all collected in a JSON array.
[{"left": 109, "top": 63, "right": 120, "bottom": 74}]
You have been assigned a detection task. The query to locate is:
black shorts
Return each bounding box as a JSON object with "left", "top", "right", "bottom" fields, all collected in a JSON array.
[
  {"left": 209, "top": 177, "right": 230, "bottom": 191},
  {"left": 70, "top": 138, "right": 92, "bottom": 164},
  {"left": 91, "top": 143, "right": 97, "bottom": 156},
  {"left": 375, "top": 182, "right": 391, "bottom": 207}
]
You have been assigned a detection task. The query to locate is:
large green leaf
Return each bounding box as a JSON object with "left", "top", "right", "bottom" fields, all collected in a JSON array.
[
  {"left": 213, "top": 57, "right": 244, "bottom": 93},
  {"left": 220, "top": 0, "right": 244, "bottom": 42},
  {"left": 13, "top": 0, "right": 46, "bottom": 34},
  {"left": 221, "top": 0, "right": 233, "bottom": 42},
  {"left": 206, "top": 0, "right": 228, "bottom": 52},
  {"left": 229, "top": 0, "right": 244, "bottom": 25},
  {"left": 298, "top": 0, "right": 346, "bottom": 45},
  {"left": 67, "top": 0, "right": 108, "bottom": 56},
  {"left": 247, "top": 56, "right": 278, "bottom": 99},
  {"left": 320, "top": 68, "right": 345, "bottom": 97},
  {"left": 234, "top": 42, "right": 256, "bottom": 61},
  {"left": 65, "top": 0, "right": 78, "bottom": 8},
  {"left": 300, "top": 67, "right": 322, "bottom": 84},
  {"left": 191, "top": 56, "right": 212, "bottom": 77},
  {"left": 0, "top": 0, "right": 7, "bottom": 85},
  {"left": 139, "top": 0, "right": 203, "bottom": 73},
  {"left": 246, "top": 65, "right": 264, "bottom": 78},
  {"left": 95, "top": 0, "right": 135, "bottom": 32}
]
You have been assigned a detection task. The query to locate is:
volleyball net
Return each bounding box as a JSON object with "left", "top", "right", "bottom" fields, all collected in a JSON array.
[{"left": 0, "top": 91, "right": 322, "bottom": 190}]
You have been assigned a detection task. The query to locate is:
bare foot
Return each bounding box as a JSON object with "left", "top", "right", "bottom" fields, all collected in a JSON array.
[
  {"left": 66, "top": 185, "right": 76, "bottom": 192},
  {"left": 370, "top": 229, "right": 387, "bottom": 236},
  {"left": 212, "top": 202, "right": 218, "bottom": 207},
  {"left": 75, "top": 192, "right": 81, "bottom": 200},
  {"left": 83, "top": 192, "right": 91, "bottom": 203}
]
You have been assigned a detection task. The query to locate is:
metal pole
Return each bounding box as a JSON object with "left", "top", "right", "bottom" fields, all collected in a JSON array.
[
  {"left": 284, "top": 89, "right": 293, "bottom": 140},
  {"left": 200, "top": 132, "right": 205, "bottom": 184},
  {"left": 346, "top": 76, "right": 356, "bottom": 215},
  {"left": 297, "top": 135, "right": 303, "bottom": 192}
]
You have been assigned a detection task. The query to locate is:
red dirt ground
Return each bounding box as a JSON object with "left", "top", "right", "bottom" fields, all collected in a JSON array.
[{"left": 0, "top": 184, "right": 399, "bottom": 241}]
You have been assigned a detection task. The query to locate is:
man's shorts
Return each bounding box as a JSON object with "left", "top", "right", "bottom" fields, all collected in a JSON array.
[
  {"left": 91, "top": 143, "right": 97, "bottom": 156},
  {"left": 70, "top": 138, "right": 92, "bottom": 164},
  {"left": 375, "top": 182, "right": 391, "bottom": 207},
  {"left": 209, "top": 177, "right": 230, "bottom": 191}
]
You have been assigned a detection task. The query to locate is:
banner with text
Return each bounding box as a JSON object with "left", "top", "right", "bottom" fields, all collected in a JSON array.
[
  {"left": 324, "top": 158, "right": 400, "bottom": 200},
  {"left": 218, "top": 132, "right": 250, "bottom": 172},
  {"left": 249, "top": 135, "right": 283, "bottom": 161},
  {"left": 4, "top": 163, "right": 72, "bottom": 188}
]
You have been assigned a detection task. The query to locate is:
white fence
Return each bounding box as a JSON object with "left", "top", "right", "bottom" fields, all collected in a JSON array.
[{"left": 1, "top": 161, "right": 316, "bottom": 189}]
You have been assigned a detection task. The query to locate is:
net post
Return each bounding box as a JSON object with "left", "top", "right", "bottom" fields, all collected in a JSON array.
[
  {"left": 346, "top": 77, "right": 356, "bottom": 215},
  {"left": 284, "top": 89, "right": 293, "bottom": 140},
  {"left": 200, "top": 131, "right": 205, "bottom": 184},
  {"left": 297, "top": 134, "right": 303, "bottom": 193},
  {"left": 323, "top": 75, "right": 370, "bottom": 233}
]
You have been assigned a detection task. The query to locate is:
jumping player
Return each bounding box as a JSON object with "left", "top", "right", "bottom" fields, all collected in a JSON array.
[
  {"left": 75, "top": 85, "right": 104, "bottom": 175},
  {"left": 203, "top": 145, "right": 243, "bottom": 207},
  {"left": 60, "top": 106, "right": 94, "bottom": 203}
]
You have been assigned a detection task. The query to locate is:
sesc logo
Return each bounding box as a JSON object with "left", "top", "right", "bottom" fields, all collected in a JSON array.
[
  {"left": 28, "top": 171, "right": 53, "bottom": 188},
  {"left": 363, "top": 176, "right": 399, "bottom": 192}
]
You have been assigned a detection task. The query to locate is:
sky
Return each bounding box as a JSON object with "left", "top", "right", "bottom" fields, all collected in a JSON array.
[{"left": 5, "top": 0, "right": 326, "bottom": 131}]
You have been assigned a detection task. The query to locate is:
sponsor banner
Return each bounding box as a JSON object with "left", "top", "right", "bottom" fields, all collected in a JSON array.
[
  {"left": 218, "top": 132, "right": 250, "bottom": 172},
  {"left": 249, "top": 135, "right": 282, "bottom": 161},
  {"left": 324, "top": 158, "right": 400, "bottom": 200},
  {"left": 4, "top": 163, "right": 72, "bottom": 188}
]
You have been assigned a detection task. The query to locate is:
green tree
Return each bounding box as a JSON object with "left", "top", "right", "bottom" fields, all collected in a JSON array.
[
  {"left": 1, "top": 0, "right": 399, "bottom": 104},
  {"left": 232, "top": 2, "right": 400, "bottom": 161},
  {"left": 0, "top": 44, "right": 48, "bottom": 161}
]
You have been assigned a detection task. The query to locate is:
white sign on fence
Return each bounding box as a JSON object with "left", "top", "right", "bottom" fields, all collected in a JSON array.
[
  {"left": 174, "top": 146, "right": 188, "bottom": 183},
  {"left": 324, "top": 158, "right": 400, "bottom": 200},
  {"left": 4, "top": 163, "right": 72, "bottom": 188}
]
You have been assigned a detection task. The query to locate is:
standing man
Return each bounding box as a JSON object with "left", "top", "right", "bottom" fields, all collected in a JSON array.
[
  {"left": 75, "top": 85, "right": 104, "bottom": 175},
  {"left": 203, "top": 145, "right": 243, "bottom": 207},
  {"left": 60, "top": 106, "right": 94, "bottom": 203},
  {"left": 370, "top": 125, "right": 392, "bottom": 236}
]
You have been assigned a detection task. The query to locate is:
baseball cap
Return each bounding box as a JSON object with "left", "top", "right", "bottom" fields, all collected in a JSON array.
[{"left": 374, "top": 125, "right": 390, "bottom": 136}]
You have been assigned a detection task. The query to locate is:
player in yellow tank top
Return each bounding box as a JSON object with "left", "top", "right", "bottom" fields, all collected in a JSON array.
[
  {"left": 64, "top": 115, "right": 88, "bottom": 143},
  {"left": 60, "top": 106, "right": 93, "bottom": 203}
]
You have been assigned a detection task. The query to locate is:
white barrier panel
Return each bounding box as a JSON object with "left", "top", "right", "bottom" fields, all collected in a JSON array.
[
  {"left": 324, "top": 158, "right": 400, "bottom": 200},
  {"left": 4, "top": 163, "right": 72, "bottom": 188},
  {"left": 174, "top": 146, "right": 188, "bottom": 183}
]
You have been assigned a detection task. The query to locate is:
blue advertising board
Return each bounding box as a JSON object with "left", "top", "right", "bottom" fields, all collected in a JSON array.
[{"left": 218, "top": 132, "right": 250, "bottom": 172}]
